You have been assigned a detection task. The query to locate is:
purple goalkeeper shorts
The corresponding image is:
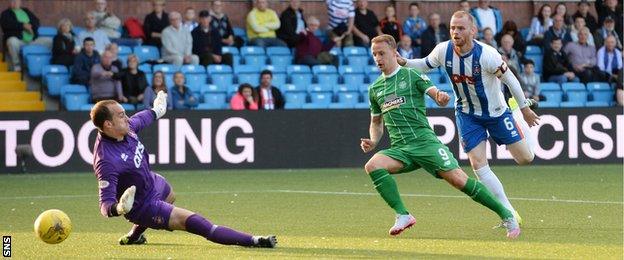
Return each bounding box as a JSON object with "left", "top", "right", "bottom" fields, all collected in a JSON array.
[{"left": 130, "top": 173, "right": 175, "bottom": 230}]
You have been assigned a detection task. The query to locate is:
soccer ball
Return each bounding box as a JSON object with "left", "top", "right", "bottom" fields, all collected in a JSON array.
[{"left": 34, "top": 209, "right": 72, "bottom": 244}]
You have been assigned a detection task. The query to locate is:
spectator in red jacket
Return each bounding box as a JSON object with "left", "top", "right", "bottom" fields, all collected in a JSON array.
[{"left": 295, "top": 16, "right": 338, "bottom": 66}]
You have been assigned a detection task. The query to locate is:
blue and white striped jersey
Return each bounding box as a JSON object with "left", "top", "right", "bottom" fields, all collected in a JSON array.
[
  {"left": 326, "top": 0, "right": 355, "bottom": 29},
  {"left": 423, "top": 40, "right": 510, "bottom": 118}
]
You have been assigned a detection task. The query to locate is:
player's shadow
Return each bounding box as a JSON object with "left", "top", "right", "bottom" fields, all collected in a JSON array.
[{"left": 275, "top": 246, "right": 501, "bottom": 259}]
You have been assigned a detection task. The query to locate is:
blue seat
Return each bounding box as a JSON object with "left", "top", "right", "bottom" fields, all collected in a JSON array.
[
  {"left": 560, "top": 101, "right": 584, "bottom": 107},
  {"left": 263, "top": 65, "right": 287, "bottom": 74},
  {"left": 64, "top": 93, "right": 90, "bottom": 111},
  {"left": 591, "top": 90, "right": 615, "bottom": 103},
  {"left": 237, "top": 73, "right": 260, "bottom": 86},
  {"left": 234, "top": 65, "right": 261, "bottom": 74},
  {"left": 42, "top": 65, "right": 68, "bottom": 92},
  {"left": 26, "top": 54, "right": 51, "bottom": 77},
  {"left": 359, "top": 84, "right": 370, "bottom": 94},
  {"left": 366, "top": 65, "right": 380, "bottom": 75},
  {"left": 347, "top": 56, "right": 370, "bottom": 67},
  {"left": 60, "top": 84, "right": 88, "bottom": 105},
  {"left": 525, "top": 45, "right": 542, "bottom": 55},
  {"left": 310, "top": 92, "right": 333, "bottom": 104},
  {"left": 566, "top": 90, "right": 588, "bottom": 103},
  {"left": 269, "top": 55, "right": 292, "bottom": 66},
  {"left": 240, "top": 46, "right": 265, "bottom": 56},
  {"left": 586, "top": 82, "right": 613, "bottom": 92},
  {"left": 308, "top": 84, "right": 333, "bottom": 93},
  {"left": 539, "top": 82, "right": 560, "bottom": 91},
  {"left": 301, "top": 103, "right": 328, "bottom": 109},
  {"left": 285, "top": 92, "right": 307, "bottom": 105},
  {"left": 290, "top": 73, "right": 313, "bottom": 86},
  {"left": 337, "top": 92, "right": 360, "bottom": 104},
  {"left": 222, "top": 46, "right": 239, "bottom": 55},
  {"left": 37, "top": 26, "right": 57, "bottom": 38},
  {"left": 272, "top": 73, "right": 287, "bottom": 88},
  {"left": 133, "top": 46, "right": 160, "bottom": 62},
  {"left": 120, "top": 103, "right": 136, "bottom": 111},
  {"left": 228, "top": 84, "right": 240, "bottom": 98},
  {"left": 284, "top": 102, "right": 303, "bottom": 109},
  {"left": 185, "top": 73, "right": 207, "bottom": 91},
  {"left": 207, "top": 64, "right": 232, "bottom": 74},
  {"left": 45, "top": 73, "right": 70, "bottom": 96},
  {"left": 339, "top": 65, "right": 364, "bottom": 74},
  {"left": 181, "top": 64, "right": 205, "bottom": 74},
  {"left": 328, "top": 103, "right": 354, "bottom": 109},
  {"left": 282, "top": 84, "right": 307, "bottom": 93},
  {"left": 266, "top": 46, "right": 291, "bottom": 55},
  {"left": 139, "top": 64, "right": 152, "bottom": 73},
  {"left": 343, "top": 46, "right": 368, "bottom": 56},
  {"left": 334, "top": 84, "right": 359, "bottom": 93},
  {"left": 118, "top": 45, "right": 133, "bottom": 56},
  {"left": 539, "top": 101, "right": 559, "bottom": 108},
  {"left": 519, "top": 27, "right": 530, "bottom": 40},
  {"left": 329, "top": 47, "right": 342, "bottom": 56},
  {"left": 233, "top": 27, "right": 247, "bottom": 38},
  {"left": 210, "top": 74, "right": 234, "bottom": 89},
  {"left": 203, "top": 92, "right": 228, "bottom": 105},
  {"left": 542, "top": 90, "right": 563, "bottom": 103},
  {"left": 312, "top": 65, "right": 337, "bottom": 74},
  {"left": 201, "top": 84, "right": 227, "bottom": 94},
  {"left": 562, "top": 82, "right": 586, "bottom": 92},
  {"left": 316, "top": 73, "right": 339, "bottom": 85},
  {"left": 196, "top": 103, "right": 226, "bottom": 110},
  {"left": 79, "top": 103, "right": 94, "bottom": 111},
  {"left": 72, "top": 26, "right": 86, "bottom": 35},
  {"left": 287, "top": 64, "right": 311, "bottom": 74},
  {"left": 21, "top": 44, "right": 49, "bottom": 59},
  {"left": 585, "top": 101, "right": 611, "bottom": 107},
  {"left": 153, "top": 64, "right": 179, "bottom": 74},
  {"left": 342, "top": 74, "right": 366, "bottom": 85},
  {"left": 244, "top": 55, "right": 267, "bottom": 66}
]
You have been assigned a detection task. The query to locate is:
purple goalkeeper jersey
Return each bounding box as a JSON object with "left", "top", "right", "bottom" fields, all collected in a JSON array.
[{"left": 94, "top": 110, "right": 159, "bottom": 220}]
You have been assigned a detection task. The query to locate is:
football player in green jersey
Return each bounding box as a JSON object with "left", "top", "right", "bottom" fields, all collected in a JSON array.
[{"left": 360, "top": 34, "right": 520, "bottom": 239}]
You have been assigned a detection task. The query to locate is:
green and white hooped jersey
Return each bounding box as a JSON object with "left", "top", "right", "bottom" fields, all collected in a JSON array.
[{"left": 369, "top": 67, "right": 438, "bottom": 147}]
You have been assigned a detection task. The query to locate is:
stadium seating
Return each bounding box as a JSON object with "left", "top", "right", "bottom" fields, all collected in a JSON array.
[
  {"left": 285, "top": 92, "right": 307, "bottom": 106},
  {"left": 37, "top": 26, "right": 57, "bottom": 38},
  {"left": 64, "top": 93, "right": 90, "bottom": 111},
  {"left": 266, "top": 46, "right": 291, "bottom": 56},
  {"left": 309, "top": 92, "right": 333, "bottom": 105},
  {"left": 22, "top": 44, "right": 51, "bottom": 77},
  {"left": 328, "top": 102, "right": 354, "bottom": 109},
  {"left": 539, "top": 82, "right": 560, "bottom": 91},
  {"left": 307, "top": 84, "right": 333, "bottom": 93},
  {"left": 222, "top": 46, "right": 240, "bottom": 55},
  {"left": 133, "top": 46, "right": 160, "bottom": 63},
  {"left": 208, "top": 65, "right": 234, "bottom": 89},
  {"left": 585, "top": 101, "right": 611, "bottom": 107},
  {"left": 337, "top": 92, "right": 360, "bottom": 105},
  {"left": 561, "top": 82, "right": 586, "bottom": 92},
  {"left": 288, "top": 65, "right": 313, "bottom": 86},
  {"left": 525, "top": 54, "right": 543, "bottom": 73},
  {"left": 301, "top": 102, "right": 328, "bottom": 109},
  {"left": 42, "top": 65, "right": 69, "bottom": 96},
  {"left": 282, "top": 83, "right": 306, "bottom": 93},
  {"left": 333, "top": 84, "right": 358, "bottom": 93},
  {"left": 542, "top": 90, "right": 563, "bottom": 103},
  {"left": 525, "top": 45, "right": 542, "bottom": 55},
  {"left": 339, "top": 65, "right": 366, "bottom": 85}
]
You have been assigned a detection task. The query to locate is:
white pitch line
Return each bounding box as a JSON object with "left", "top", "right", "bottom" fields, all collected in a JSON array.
[{"left": 0, "top": 190, "right": 622, "bottom": 205}]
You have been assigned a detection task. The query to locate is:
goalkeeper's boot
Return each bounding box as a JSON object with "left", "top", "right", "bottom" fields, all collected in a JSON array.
[
  {"left": 119, "top": 234, "right": 147, "bottom": 245},
  {"left": 389, "top": 214, "right": 416, "bottom": 236},
  {"left": 503, "top": 217, "right": 521, "bottom": 239},
  {"left": 525, "top": 98, "right": 539, "bottom": 110},
  {"left": 253, "top": 235, "right": 277, "bottom": 248}
]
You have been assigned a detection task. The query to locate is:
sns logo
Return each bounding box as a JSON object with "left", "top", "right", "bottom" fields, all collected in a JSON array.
[
  {"left": 2, "top": 236, "right": 10, "bottom": 257},
  {"left": 451, "top": 74, "right": 475, "bottom": 84},
  {"left": 133, "top": 142, "right": 145, "bottom": 168}
]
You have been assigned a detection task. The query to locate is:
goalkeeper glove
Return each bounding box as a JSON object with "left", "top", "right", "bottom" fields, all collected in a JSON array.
[
  {"left": 151, "top": 91, "right": 167, "bottom": 119},
  {"left": 116, "top": 185, "right": 136, "bottom": 215}
]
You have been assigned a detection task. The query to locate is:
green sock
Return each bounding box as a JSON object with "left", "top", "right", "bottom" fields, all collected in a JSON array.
[
  {"left": 369, "top": 169, "right": 409, "bottom": 215},
  {"left": 462, "top": 178, "right": 513, "bottom": 220}
]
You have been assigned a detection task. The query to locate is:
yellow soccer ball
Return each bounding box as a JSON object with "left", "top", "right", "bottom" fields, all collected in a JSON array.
[{"left": 34, "top": 209, "right": 72, "bottom": 244}]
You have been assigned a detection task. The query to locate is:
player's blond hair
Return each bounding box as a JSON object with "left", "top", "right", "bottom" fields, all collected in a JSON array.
[
  {"left": 371, "top": 34, "right": 397, "bottom": 49},
  {"left": 451, "top": 10, "right": 477, "bottom": 28}
]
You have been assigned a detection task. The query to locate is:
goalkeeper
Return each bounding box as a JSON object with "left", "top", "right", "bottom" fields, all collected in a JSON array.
[{"left": 90, "top": 91, "right": 277, "bottom": 247}]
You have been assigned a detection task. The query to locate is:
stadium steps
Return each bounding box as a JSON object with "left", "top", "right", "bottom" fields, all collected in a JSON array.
[
  {"left": 0, "top": 56, "right": 45, "bottom": 111},
  {"left": 0, "top": 81, "right": 27, "bottom": 91},
  {"left": 0, "top": 101, "right": 45, "bottom": 111}
]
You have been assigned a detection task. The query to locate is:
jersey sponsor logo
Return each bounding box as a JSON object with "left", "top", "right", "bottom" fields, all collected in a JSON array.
[
  {"left": 472, "top": 65, "right": 481, "bottom": 75},
  {"left": 133, "top": 142, "right": 145, "bottom": 168},
  {"left": 381, "top": 94, "right": 406, "bottom": 112},
  {"left": 98, "top": 180, "right": 109, "bottom": 189},
  {"left": 451, "top": 74, "right": 476, "bottom": 84}
]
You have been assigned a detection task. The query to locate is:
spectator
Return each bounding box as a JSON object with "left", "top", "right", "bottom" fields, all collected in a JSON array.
[
  {"left": 161, "top": 11, "right": 199, "bottom": 66},
  {"left": 397, "top": 35, "right": 418, "bottom": 59},
  {"left": 543, "top": 14, "right": 572, "bottom": 50},
  {"left": 77, "top": 11, "right": 110, "bottom": 54},
  {"left": 90, "top": 50, "right": 123, "bottom": 103},
  {"left": 255, "top": 70, "right": 285, "bottom": 110},
  {"left": 470, "top": 0, "right": 503, "bottom": 34},
  {"left": 403, "top": 2, "right": 427, "bottom": 46},
  {"left": 277, "top": 0, "right": 306, "bottom": 48},
  {"left": 210, "top": 0, "right": 236, "bottom": 47},
  {"left": 246, "top": 0, "right": 286, "bottom": 47},
  {"left": 553, "top": 2, "right": 574, "bottom": 28},
  {"left": 105, "top": 42, "right": 122, "bottom": 71},
  {"left": 458, "top": 0, "right": 471, "bottom": 12},
  {"left": 169, "top": 72, "right": 198, "bottom": 110},
  {"left": 93, "top": 0, "right": 121, "bottom": 39},
  {"left": 498, "top": 34, "right": 521, "bottom": 73},
  {"left": 71, "top": 37, "right": 101, "bottom": 86},
  {"left": 192, "top": 10, "right": 232, "bottom": 66},
  {"left": 597, "top": 35, "right": 622, "bottom": 84},
  {"left": 115, "top": 55, "right": 147, "bottom": 105},
  {"left": 326, "top": 0, "right": 355, "bottom": 47},
  {"left": 1, "top": 0, "right": 51, "bottom": 71},
  {"left": 295, "top": 16, "right": 338, "bottom": 66},
  {"left": 420, "top": 12, "right": 449, "bottom": 57},
  {"left": 573, "top": 0, "right": 598, "bottom": 31},
  {"left": 51, "top": 18, "right": 78, "bottom": 67},
  {"left": 594, "top": 16, "right": 622, "bottom": 50},
  {"left": 526, "top": 4, "right": 553, "bottom": 46},
  {"left": 352, "top": 0, "right": 381, "bottom": 47},
  {"left": 564, "top": 27, "right": 606, "bottom": 83},
  {"left": 617, "top": 70, "right": 623, "bottom": 106},
  {"left": 543, "top": 37, "right": 580, "bottom": 84},
  {"left": 183, "top": 7, "right": 198, "bottom": 32},
  {"left": 481, "top": 27, "right": 497, "bottom": 48},
  {"left": 143, "top": 0, "right": 169, "bottom": 48},
  {"left": 519, "top": 59, "right": 541, "bottom": 101},
  {"left": 595, "top": 0, "right": 622, "bottom": 37},
  {"left": 570, "top": 16, "right": 595, "bottom": 46},
  {"left": 230, "top": 83, "right": 259, "bottom": 110},
  {"left": 142, "top": 71, "right": 167, "bottom": 109},
  {"left": 379, "top": 5, "right": 402, "bottom": 43},
  {"left": 495, "top": 20, "right": 526, "bottom": 56}
]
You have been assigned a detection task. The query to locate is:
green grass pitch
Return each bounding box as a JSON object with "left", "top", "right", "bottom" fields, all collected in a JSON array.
[{"left": 1, "top": 164, "right": 622, "bottom": 259}]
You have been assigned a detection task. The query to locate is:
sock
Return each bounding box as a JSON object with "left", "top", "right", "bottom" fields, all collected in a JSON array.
[
  {"left": 462, "top": 177, "right": 513, "bottom": 220},
  {"left": 185, "top": 214, "right": 254, "bottom": 246},
  {"left": 369, "top": 169, "right": 409, "bottom": 215},
  {"left": 474, "top": 165, "right": 516, "bottom": 213},
  {"left": 127, "top": 224, "right": 148, "bottom": 241}
]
